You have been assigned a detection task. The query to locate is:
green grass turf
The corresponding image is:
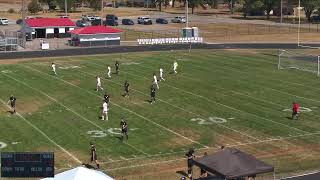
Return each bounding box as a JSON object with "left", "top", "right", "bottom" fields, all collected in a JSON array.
[{"left": 0, "top": 49, "right": 320, "bottom": 179}]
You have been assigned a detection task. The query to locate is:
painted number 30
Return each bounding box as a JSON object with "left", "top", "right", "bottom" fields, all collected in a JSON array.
[
  {"left": 191, "top": 117, "right": 227, "bottom": 125},
  {"left": 0, "top": 142, "right": 7, "bottom": 149}
]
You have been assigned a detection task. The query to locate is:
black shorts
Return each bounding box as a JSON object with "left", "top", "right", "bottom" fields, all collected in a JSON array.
[
  {"left": 151, "top": 92, "right": 155, "bottom": 97},
  {"left": 91, "top": 155, "right": 97, "bottom": 161},
  {"left": 122, "top": 128, "right": 127, "bottom": 134},
  {"left": 187, "top": 159, "right": 193, "bottom": 168},
  {"left": 10, "top": 103, "right": 15, "bottom": 108},
  {"left": 292, "top": 111, "right": 298, "bottom": 115}
]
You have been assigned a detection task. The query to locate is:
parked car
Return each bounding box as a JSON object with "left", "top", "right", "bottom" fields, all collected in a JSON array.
[
  {"left": 171, "top": 16, "right": 186, "bottom": 23},
  {"left": 76, "top": 20, "right": 90, "bottom": 27},
  {"left": 105, "top": 14, "right": 118, "bottom": 26},
  {"left": 91, "top": 19, "right": 103, "bottom": 26},
  {"left": 122, "top": 18, "right": 134, "bottom": 25},
  {"left": 16, "top": 19, "right": 23, "bottom": 24},
  {"left": 0, "top": 18, "right": 9, "bottom": 25},
  {"left": 137, "top": 17, "right": 152, "bottom": 25},
  {"left": 311, "top": 16, "right": 320, "bottom": 22},
  {"left": 156, "top": 18, "right": 168, "bottom": 24},
  {"left": 82, "top": 15, "right": 100, "bottom": 21}
]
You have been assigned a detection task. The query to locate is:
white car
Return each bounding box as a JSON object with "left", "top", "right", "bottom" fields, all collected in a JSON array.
[
  {"left": 82, "top": 15, "right": 99, "bottom": 21},
  {"left": 0, "top": 18, "right": 9, "bottom": 25},
  {"left": 137, "top": 17, "right": 152, "bottom": 25},
  {"left": 171, "top": 16, "right": 186, "bottom": 23}
]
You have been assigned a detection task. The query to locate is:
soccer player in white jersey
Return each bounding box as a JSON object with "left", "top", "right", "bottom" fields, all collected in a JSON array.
[
  {"left": 153, "top": 73, "right": 159, "bottom": 89},
  {"left": 173, "top": 61, "right": 178, "bottom": 74},
  {"left": 159, "top": 68, "right": 165, "bottom": 81},
  {"left": 96, "top": 76, "right": 104, "bottom": 91},
  {"left": 102, "top": 101, "right": 108, "bottom": 121},
  {"left": 51, "top": 63, "right": 57, "bottom": 75},
  {"left": 107, "top": 65, "right": 111, "bottom": 79}
]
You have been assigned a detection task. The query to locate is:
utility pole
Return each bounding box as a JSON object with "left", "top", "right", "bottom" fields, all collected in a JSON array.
[
  {"left": 101, "top": 0, "right": 103, "bottom": 25},
  {"left": 280, "top": 0, "right": 283, "bottom": 23},
  {"left": 186, "top": 0, "right": 188, "bottom": 28},
  {"left": 65, "top": 0, "right": 68, "bottom": 16},
  {"left": 21, "top": 0, "right": 26, "bottom": 47}
]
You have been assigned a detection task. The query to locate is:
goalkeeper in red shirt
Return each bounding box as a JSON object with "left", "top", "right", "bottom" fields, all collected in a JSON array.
[{"left": 292, "top": 102, "right": 299, "bottom": 120}]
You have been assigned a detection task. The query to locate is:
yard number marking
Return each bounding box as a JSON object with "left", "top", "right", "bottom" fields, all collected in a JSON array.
[
  {"left": 190, "top": 117, "right": 228, "bottom": 125},
  {"left": 87, "top": 130, "right": 107, "bottom": 138},
  {"left": 0, "top": 142, "right": 7, "bottom": 149},
  {"left": 1, "top": 70, "right": 12, "bottom": 73}
]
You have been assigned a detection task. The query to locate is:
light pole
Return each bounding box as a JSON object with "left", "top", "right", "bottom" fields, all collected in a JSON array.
[
  {"left": 101, "top": 0, "right": 103, "bottom": 25},
  {"left": 298, "top": 0, "right": 301, "bottom": 46}
]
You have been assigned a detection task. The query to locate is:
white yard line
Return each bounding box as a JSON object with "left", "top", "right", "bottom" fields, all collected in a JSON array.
[
  {"left": 2, "top": 71, "right": 149, "bottom": 157},
  {"left": 0, "top": 98, "right": 82, "bottom": 164},
  {"left": 280, "top": 171, "right": 320, "bottom": 180},
  {"left": 24, "top": 65, "right": 208, "bottom": 149},
  {"left": 84, "top": 61, "right": 261, "bottom": 142}
]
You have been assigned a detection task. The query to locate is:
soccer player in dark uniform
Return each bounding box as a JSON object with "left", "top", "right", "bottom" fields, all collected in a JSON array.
[
  {"left": 185, "top": 149, "right": 195, "bottom": 179},
  {"left": 292, "top": 102, "right": 299, "bottom": 120},
  {"left": 104, "top": 93, "right": 110, "bottom": 104},
  {"left": 7, "top": 95, "right": 16, "bottom": 114},
  {"left": 123, "top": 80, "right": 129, "bottom": 97},
  {"left": 120, "top": 118, "right": 128, "bottom": 141},
  {"left": 90, "top": 143, "right": 100, "bottom": 169},
  {"left": 115, "top": 61, "right": 120, "bottom": 75},
  {"left": 150, "top": 84, "right": 156, "bottom": 104}
]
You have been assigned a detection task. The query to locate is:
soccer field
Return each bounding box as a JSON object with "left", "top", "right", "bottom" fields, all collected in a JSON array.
[{"left": 0, "top": 49, "right": 320, "bottom": 179}]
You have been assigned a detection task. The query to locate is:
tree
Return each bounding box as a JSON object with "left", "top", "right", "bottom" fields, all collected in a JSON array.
[
  {"left": 205, "top": 0, "right": 218, "bottom": 9},
  {"left": 188, "top": 0, "right": 205, "bottom": 14},
  {"left": 154, "top": 0, "right": 168, "bottom": 11},
  {"left": 262, "top": 0, "right": 277, "bottom": 19},
  {"left": 224, "top": 0, "right": 237, "bottom": 14},
  {"left": 239, "top": 0, "right": 265, "bottom": 18},
  {"left": 56, "top": 0, "right": 76, "bottom": 12},
  {"left": 39, "top": 0, "right": 57, "bottom": 10},
  {"left": 300, "top": 0, "right": 319, "bottom": 22},
  {"left": 28, "top": 0, "right": 41, "bottom": 13},
  {"left": 88, "top": 0, "right": 101, "bottom": 11}
]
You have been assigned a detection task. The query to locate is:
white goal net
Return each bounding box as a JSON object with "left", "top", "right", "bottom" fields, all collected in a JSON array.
[{"left": 278, "top": 49, "right": 320, "bottom": 76}]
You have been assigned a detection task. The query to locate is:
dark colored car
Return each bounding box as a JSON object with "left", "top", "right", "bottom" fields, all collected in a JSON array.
[
  {"left": 16, "top": 19, "right": 23, "bottom": 25},
  {"left": 76, "top": 20, "right": 90, "bottom": 27},
  {"left": 156, "top": 18, "right": 168, "bottom": 24},
  {"left": 91, "top": 19, "right": 103, "bottom": 26},
  {"left": 105, "top": 14, "right": 118, "bottom": 26},
  {"left": 311, "top": 16, "right": 320, "bottom": 22},
  {"left": 122, "top": 18, "right": 134, "bottom": 25}
]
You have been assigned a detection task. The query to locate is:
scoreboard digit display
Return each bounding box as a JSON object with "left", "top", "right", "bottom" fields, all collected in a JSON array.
[{"left": 1, "top": 152, "right": 54, "bottom": 178}]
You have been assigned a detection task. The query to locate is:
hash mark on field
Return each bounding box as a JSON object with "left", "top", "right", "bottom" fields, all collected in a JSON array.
[
  {"left": 26, "top": 65, "right": 209, "bottom": 149},
  {"left": 3, "top": 69, "right": 148, "bottom": 156},
  {"left": 0, "top": 98, "right": 82, "bottom": 164}
]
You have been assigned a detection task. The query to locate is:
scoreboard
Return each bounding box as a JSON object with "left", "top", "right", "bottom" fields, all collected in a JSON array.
[{"left": 1, "top": 152, "right": 54, "bottom": 177}]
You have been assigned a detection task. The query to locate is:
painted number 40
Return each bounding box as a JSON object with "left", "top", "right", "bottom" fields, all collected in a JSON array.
[{"left": 190, "top": 117, "right": 227, "bottom": 125}]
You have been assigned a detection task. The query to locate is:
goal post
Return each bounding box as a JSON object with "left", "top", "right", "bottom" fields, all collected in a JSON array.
[{"left": 278, "top": 49, "right": 320, "bottom": 76}]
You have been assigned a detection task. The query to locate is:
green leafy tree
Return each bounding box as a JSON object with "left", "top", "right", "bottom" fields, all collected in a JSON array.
[
  {"left": 239, "top": 0, "right": 264, "bottom": 18},
  {"left": 300, "top": 0, "right": 319, "bottom": 21},
  {"left": 224, "top": 0, "right": 237, "bottom": 14},
  {"left": 88, "top": 0, "right": 101, "bottom": 11},
  {"left": 28, "top": 0, "right": 42, "bottom": 13},
  {"left": 39, "top": 0, "right": 57, "bottom": 10},
  {"left": 262, "top": 0, "right": 277, "bottom": 19},
  {"left": 56, "top": 0, "right": 76, "bottom": 12},
  {"left": 188, "top": 0, "right": 205, "bottom": 14}
]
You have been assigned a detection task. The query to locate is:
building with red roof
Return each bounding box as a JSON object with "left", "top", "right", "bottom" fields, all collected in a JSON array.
[
  {"left": 24, "top": 17, "right": 75, "bottom": 39},
  {"left": 68, "top": 26, "right": 122, "bottom": 46}
]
